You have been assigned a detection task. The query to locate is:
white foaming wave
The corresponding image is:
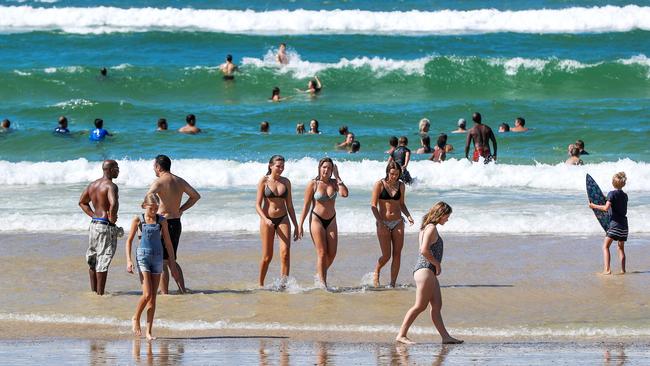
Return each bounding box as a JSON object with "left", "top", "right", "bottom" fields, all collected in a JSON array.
[
  {"left": 13, "top": 69, "right": 31, "bottom": 76},
  {"left": 2, "top": 312, "right": 649, "bottom": 338},
  {"left": 242, "top": 50, "right": 432, "bottom": 78},
  {"left": 1, "top": 6, "right": 650, "bottom": 35},
  {"left": 1, "top": 158, "right": 648, "bottom": 192},
  {"left": 51, "top": 98, "right": 96, "bottom": 108},
  {"left": 43, "top": 66, "right": 84, "bottom": 73},
  {"left": 110, "top": 63, "right": 132, "bottom": 70}
]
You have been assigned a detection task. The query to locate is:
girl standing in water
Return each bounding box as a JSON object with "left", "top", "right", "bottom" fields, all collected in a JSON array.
[
  {"left": 298, "top": 158, "right": 348, "bottom": 288},
  {"left": 125, "top": 193, "right": 178, "bottom": 340},
  {"left": 371, "top": 161, "right": 414, "bottom": 287},
  {"left": 396, "top": 202, "right": 463, "bottom": 345},
  {"left": 255, "top": 155, "right": 299, "bottom": 287}
]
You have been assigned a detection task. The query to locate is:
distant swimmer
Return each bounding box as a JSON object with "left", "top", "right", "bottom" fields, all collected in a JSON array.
[
  {"left": 298, "top": 75, "right": 322, "bottom": 95},
  {"left": 565, "top": 145, "right": 583, "bottom": 165},
  {"left": 260, "top": 121, "right": 270, "bottom": 133},
  {"left": 338, "top": 125, "right": 349, "bottom": 137},
  {"left": 429, "top": 134, "right": 450, "bottom": 162},
  {"left": 297, "top": 158, "right": 348, "bottom": 288},
  {"left": 309, "top": 119, "right": 321, "bottom": 134},
  {"left": 388, "top": 136, "right": 412, "bottom": 184},
  {"left": 418, "top": 118, "right": 430, "bottom": 136},
  {"left": 337, "top": 132, "right": 355, "bottom": 150},
  {"left": 276, "top": 43, "right": 289, "bottom": 65},
  {"left": 589, "top": 172, "right": 628, "bottom": 275},
  {"left": 178, "top": 114, "right": 201, "bottom": 134},
  {"left": 451, "top": 118, "right": 467, "bottom": 134},
  {"left": 464, "top": 112, "right": 497, "bottom": 163},
  {"left": 498, "top": 123, "right": 510, "bottom": 132},
  {"left": 156, "top": 118, "right": 168, "bottom": 131},
  {"left": 125, "top": 193, "right": 179, "bottom": 340},
  {"left": 349, "top": 141, "right": 361, "bottom": 153},
  {"left": 219, "top": 54, "right": 238, "bottom": 80},
  {"left": 415, "top": 135, "right": 432, "bottom": 154},
  {"left": 575, "top": 139, "right": 589, "bottom": 155},
  {"left": 54, "top": 116, "right": 70, "bottom": 135},
  {"left": 1, "top": 119, "right": 11, "bottom": 132},
  {"left": 395, "top": 202, "right": 463, "bottom": 345},
  {"left": 255, "top": 155, "right": 300, "bottom": 287},
  {"left": 371, "top": 161, "right": 414, "bottom": 288},
  {"left": 511, "top": 117, "right": 528, "bottom": 132},
  {"left": 78, "top": 160, "right": 121, "bottom": 295},
  {"left": 386, "top": 136, "right": 398, "bottom": 155},
  {"left": 147, "top": 155, "right": 201, "bottom": 294},
  {"left": 90, "top": 118, "right": 112, "bottom": 141},
  {"left": 296, "top": 123, "right": 305, "bottom": 134},
  {"left": 100, "top": 67, "right": 108, "bottom": 78}
]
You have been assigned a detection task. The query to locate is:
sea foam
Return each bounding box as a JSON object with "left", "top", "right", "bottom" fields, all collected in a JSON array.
[{"left": 0, "top": 5, "right": 649, "bottom": 35}]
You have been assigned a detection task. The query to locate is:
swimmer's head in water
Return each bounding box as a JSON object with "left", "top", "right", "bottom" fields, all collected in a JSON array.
[
  {"left": 279, "top": 43, "right": 286, "bottom": 51},
  {"left": 102, "top": 160, "right": 119, "bottom": 178},
  {"left": 266, "top": 155, "right": 285, "bottom": 176},
  {"left": 515, "top": 117, "right": 525, "bottom": 127},
  {"left": 436, "top": 133, "right": 447, "bottom": 148},
  {"left": 351, "top": 141, "right": 360, "bottom": 153},
  {"left": 226, "top": 54, "right": 233, "bottom": 62},
  {"left": 316, "top": 157, "right": 334, "bottom": 180},
  {"left": 100, "top": 67, "right": 107, "bottom": 76},
  {"left": 499, "top": 123, "right": 510, "bottom": 132},
  {"left": 472, "top": 112, "right": 482, "bottom": 124},
  {"left": 157, "top": 118, "right": 168, "bottom": 130},
  {"left": 345, "top": 133, "right": 355, "bottom": 144},
  {"left": 389, "top": 136, "right": 398, "bottom": 147},
  {"left": 575, "top": 139, "right": 585, "bottom": 150},
  {"left": 260, "top": 121, "right": 270, "bottom": 133},
  {"left": 58, "top": 116, "right": 68, "bottom": 128},
  {"left": 419, "top": 118, "right": 430, "bottom": 133},
  {"left": 296, "top": 123, "right": 305, "bottom": 134},
  {"left": 141, "top": 192, "right": 160, "bottom": 209},
  {"left": 457, "top": 118, "right": 466, "bottom": 129},
  {"left": 338, "top": 125, "right": 348, "bottom": 135},
  {"left": 398, "top": 136, "right": 408, "bottom": 146},
  {"left": 154, "top": 154, "right": 171, "bottom": 173},
  {"left": 2, "top": 119, "right": 10, "bottom": 128},
  {"left": 569, "top": 145, "right": 581, "bottom": 158},
  {"left": 612, "top": 172, "right": 627, "bottom": 189},
  {"left": 94, "top": 118, "right": 103, "bottom": 129},
  {"left": 385, "top": 161, "right": 402, "bottom": 182},
  {"left": 271, "top": 87, "right": 280, "bottom": 98},
  {"left": 186, "top": 114, "right": 196, "bottom": 126},
  {"left": 421, "top": 201, "right": 453, "bottom": 229},
  {"left": 310, "top": 119, "right": 319, "bottom": 132}
]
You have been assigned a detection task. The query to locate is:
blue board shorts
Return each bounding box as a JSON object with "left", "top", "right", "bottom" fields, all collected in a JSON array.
[{"left": 136, "top": 248, "right": 163, "bottom": 274}]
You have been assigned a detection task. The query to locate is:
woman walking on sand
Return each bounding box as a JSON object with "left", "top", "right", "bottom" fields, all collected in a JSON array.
[
  {"left": 298, "top": 158, "right": 348, "bottom": 288},
  {"left": 396, "top": 202, "right": 463, "bottom": 345},
  {"left": 255, "top": 155, "right": 299, "bottom": 287},
  {"left": 371, "top": 161, "right": 414, "bottom": 287}
]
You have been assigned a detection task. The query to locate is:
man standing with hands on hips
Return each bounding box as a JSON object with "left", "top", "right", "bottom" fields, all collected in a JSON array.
[{"left": 148, "top": 155, "right": 201, "bottom": 294}]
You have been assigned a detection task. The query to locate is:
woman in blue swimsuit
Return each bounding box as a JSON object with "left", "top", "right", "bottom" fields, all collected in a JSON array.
[
  {"left": 255, "top": 155, "right": 299, "bottom": 287},
  {"left": 371, "top": 161, "right": 414, "bottom": 287},
  {"left": 396, "top": 202, "right": 463, "bottom": 345},
  {"left": 298, "top": 158, "right": 348, "bottom": 288}
]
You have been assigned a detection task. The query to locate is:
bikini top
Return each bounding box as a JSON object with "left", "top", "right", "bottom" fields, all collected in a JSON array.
[
  {"left": 264, "top": 183, "right": 288, "bottom": 199},
  {"left": 379, "top": 181, "right": 401, "bottom": 200},
  {"left": 313, "top": 180, "right": 337, "bottom": 202}
]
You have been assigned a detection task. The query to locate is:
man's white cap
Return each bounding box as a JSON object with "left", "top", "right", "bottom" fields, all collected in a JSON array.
[{"left": 458, "top": 118, "right": 466, "bottom": 126}]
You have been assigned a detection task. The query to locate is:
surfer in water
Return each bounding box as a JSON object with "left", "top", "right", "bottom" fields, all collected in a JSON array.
[
  {"left": 219, "top": 54, "right": 238, "bottom": 81},
  {"left": 464, "top": 112, "right": 497, "bottom": 163},
  {"left": 589, "top": 172, "right": 628, "bottom": 275}
]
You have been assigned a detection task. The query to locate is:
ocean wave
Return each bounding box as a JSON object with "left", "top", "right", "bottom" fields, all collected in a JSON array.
[
  {"left": 0, "top": 5, "right": 649, "bottom": 35},
  {"left": 2, "top": 312, "right": 649, "bottom": 338},
  {"left": 0, "top": 158, "right": 647, "bottom": 191},
  {"left": 50, "top": 98, "right": 96, "bottom": 109}
]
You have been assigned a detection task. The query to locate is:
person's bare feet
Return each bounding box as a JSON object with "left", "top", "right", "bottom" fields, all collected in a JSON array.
[
  {"left": 132, "top": 317, "right": 141, "bottom": 337},
  {"left": 620, "top": 270, "right": 626, "bottom": 275},
  {"left": 395, "top": 336, "right": 416, "bottom": 345},
  {"left": 373, "top": 272, "right": 380, "bottom": 287},
  {"left": 146, "top": 332, "right": 157, "bottom": 341},
  {"left": 600, "top": 270, "right": 612, "bottom": 275},
  {"left": 442, "top": 337, "right": 464, "bottom": 344}
]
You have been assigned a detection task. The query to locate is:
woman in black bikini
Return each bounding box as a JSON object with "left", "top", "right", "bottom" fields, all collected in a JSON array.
[
  {"left": 371, "top": 161, "right": 414, "bottom": 287},
  {"left": 255, "top": 155, "right": 299, "bottom": 287},
  {"left": 298, "top": 158, "right": 348, "bottom": 288}
]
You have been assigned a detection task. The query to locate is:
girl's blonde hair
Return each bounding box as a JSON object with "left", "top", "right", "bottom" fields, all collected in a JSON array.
[
  {"left": 421, "top": 201, "right": 452, "bottom": 230},
  {"left": 612, "top": 172, "right": 627, "bottom": 189},
  {"left": 141, "top": 193, "right": 160, "bottom": 208}
]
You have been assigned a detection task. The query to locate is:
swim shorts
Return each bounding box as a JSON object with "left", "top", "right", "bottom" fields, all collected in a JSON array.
[
  {"left": 163, "top": 218, "right": 182, "bottom": 260},
  {"left": 86, "top": 220, "right": 119, "bottom": 272}
]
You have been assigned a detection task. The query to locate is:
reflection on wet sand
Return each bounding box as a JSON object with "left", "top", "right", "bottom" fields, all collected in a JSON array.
[
  {"left": 603, "top": 343, "right": 627, "bottom": 366},
  {"left": 259, "top": 339, "right": 290, "bottom": 366},
  {"left": 131, "top": 339, "right": 185, "bottom": 366}
]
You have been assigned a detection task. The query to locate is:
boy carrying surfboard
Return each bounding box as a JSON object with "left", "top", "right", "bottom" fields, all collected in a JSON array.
[{"left": 588, "top": 172, "right": 628, "bottom": 275}]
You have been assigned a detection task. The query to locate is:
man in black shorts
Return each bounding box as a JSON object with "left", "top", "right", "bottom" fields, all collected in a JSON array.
[{"left": 148, "top": 155, "right": 201, "bottom": 294}]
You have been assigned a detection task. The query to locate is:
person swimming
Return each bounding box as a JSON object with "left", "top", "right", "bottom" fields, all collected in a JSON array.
[
  {"left": 270, "top": 87, "right": 283, "bottom": 102},
  {"left": 451, "top": 118, "right": 467, "bottom": 134},
  {"left": 309, "top": 119, "right": 320, "bottom": 134},
  {"left": 296, "top": 123, "right": 305, "bottom": 134},
  {"left": 349, "top": 141, "right": 361, "bottom": 153},
  {"left": 260, "top": 121, "right": 270, "bottom": 133},
  {"left": 498, "top": 123, "right": 510, "bottom": 132},
  {"left": 157, "top": 118, "right": 168, "bottom": 131},
  {"left": 89, "top": 118, "right": 111, "bottom": 141},
  {"left": 220, "top": 54, "right": 238, "bottom": 80},
  {"left": 54, "top": 116, "right": 70, "bottom": 135},
  {"left": 415, "top": 135, "right": 432, "bottom": 154},
  {"left": 276, "top": 43, "right": 289, "bottom": 65}
]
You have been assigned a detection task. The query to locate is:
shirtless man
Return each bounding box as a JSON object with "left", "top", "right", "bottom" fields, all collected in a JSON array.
[
  {"left": 464, "top": 112, "right": 497, "bottom": 164},
  {"left": 178, "top": 114, "right": 201, "bottom": 134},
  {"left": 276, "top": 43, "right": 289, "bottom": 65},
  {"left": 79, "top": 160, "right": 121, "bottom": 295},
  {"left": 147, "top": 155, "right": 201, "bottom": 294},
  {"left": 220, "top": 54, "right": 238, "bottom": 80},
  {"left": 511, "top": 117, "right": 529, "bottom": 132}
]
